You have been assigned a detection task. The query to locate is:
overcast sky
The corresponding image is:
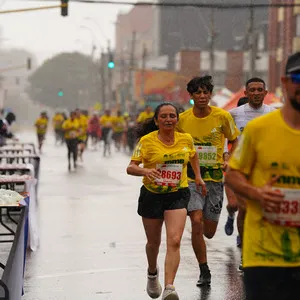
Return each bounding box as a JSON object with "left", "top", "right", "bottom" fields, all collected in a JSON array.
[{"left": 0, "top": 0, "right": 134, "bottom": 65}]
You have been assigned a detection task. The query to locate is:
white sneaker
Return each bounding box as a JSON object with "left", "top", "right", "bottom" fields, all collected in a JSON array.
[
  {"left": 147, "top": 267, "right": 162, "bottom": 299},
  {"left": 161, "top": 285, "right": 179, "bottom": 300}
]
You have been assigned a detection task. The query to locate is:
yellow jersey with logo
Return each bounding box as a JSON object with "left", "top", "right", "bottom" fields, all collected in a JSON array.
[
  {"left": 52, "top": 114, "right": 64, "bottom": 130},
  {"left": 177, "top": 107, "right": 239, "bottom": 182},
  {"left": 131, "top": 131, "right": 196, "bottom": 193},
  {"left": 100, "top": 115, "right": 114, "bottom": 128},
  {"left": 77, "top": 115, "right": 88, "bottom": 141},
  {"left": 137, "top": 111, "right": 154, "bottom": 123},
  {"left": 62, "top": 119, "right": 80, "bottom": 140},
  {"left": 229, "top": 109, "right": 300, "bottom": 268},
  {"left": 112, "top": 116, "right": 125, "bottom": 133},
  {"left": 35, "top": 118, "right": 48, "bottom": 135}
]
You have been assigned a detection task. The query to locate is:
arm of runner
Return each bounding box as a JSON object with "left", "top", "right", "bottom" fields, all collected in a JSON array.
[
  {"left": 126, "top": 160, "right": 161, "bottom": 181},
  {"left": 225, "top": 169, "right": 284, "bottom": 211},
  {"left": 189, "top": 153, "right": 207, "bottom": 196},
  {"left": 223, "top": 138, "right": 239, "bottom": 170}
]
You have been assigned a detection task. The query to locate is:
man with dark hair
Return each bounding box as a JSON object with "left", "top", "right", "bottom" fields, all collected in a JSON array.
[
  {"left": 177, "top": 75, "right": 240, "bottom": 286},
  {"left": 226, "top": 53, "right": 300, "bottom": 299},
  {"left": 223, "top": 77, "right": 275, "bottom": 270},
  {"left": 237, "top": 97, "right": 248, "bottom": 107}
]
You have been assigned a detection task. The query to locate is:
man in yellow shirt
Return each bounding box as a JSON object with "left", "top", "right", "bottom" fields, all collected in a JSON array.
[
  {"left": 137, "top": 105, "right": 154, "bottom": 123},
  {"left": 75, "top": 108, "right": 88, "bottom": 161},
  {"left": 35, "top": 111, "right": 48, "bottom": 153},
  {"left": 52, "top": 112, "right": 65, "bottom": 145},
  {"left": 226, "top": 52, "right": 300, "bottom": 299},
  {"left": 176, "top": 75, "right": 240, "bottom": 286},
  {"left": 62, "top": 111, "right": 80, "bottom": 171},
  {"left": 112, "top": 111, "right": 125, "bottom": 151}
]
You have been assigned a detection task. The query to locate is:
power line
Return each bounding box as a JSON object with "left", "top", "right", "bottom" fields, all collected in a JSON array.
[
  {"left": 64, "top": 1, "right": 300, "bottom": 9},
  {"left": 21, "top": 0, "right": 300, "bottom": 9}
]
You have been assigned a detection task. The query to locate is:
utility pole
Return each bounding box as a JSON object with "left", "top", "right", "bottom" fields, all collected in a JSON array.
[
  {"left": 140, "top": 43, "right": 147, "bottom": 103},
  {"left": 100, "top": 49, "right": 106, "bottom": 109},
  {"left": 128, "top": 31, "right": 136, "bottom": 110},
  {"left": 209, "top": 8, "right": 215, "bottom": 77},
  {"left": 119, "top": 49, "right": 126, "bottom": 112},
  {"left": 249, "top": 0, "right": 256, "bottom": 78},
  {"left": 107, "top": 39, "right": 113, "bottom": 108}
]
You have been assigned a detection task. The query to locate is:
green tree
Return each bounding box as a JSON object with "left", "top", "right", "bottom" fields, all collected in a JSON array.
[{"left": 27, "top": 52, "right": 101, "bottom": 110}]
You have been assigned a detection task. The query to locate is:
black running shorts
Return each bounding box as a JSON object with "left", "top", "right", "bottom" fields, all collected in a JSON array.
[{"left": 137, "top": 185, "right": 190, "bottom": 219}]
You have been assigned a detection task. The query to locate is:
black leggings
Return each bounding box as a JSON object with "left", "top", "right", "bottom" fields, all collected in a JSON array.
[
  {"left": 66, "top": 138, "right": 78, "bottom": 164},
  {"left": 244, "top": 267, "right": 300, "bottom": 300}
]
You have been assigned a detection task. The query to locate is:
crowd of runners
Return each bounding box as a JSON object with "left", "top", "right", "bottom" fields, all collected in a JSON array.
[
  {"left": 33, "top": 105, "right": 156, "bottom": 171},
  {"left": 126, "top": 52, "right": 300, "bottom": 300}
]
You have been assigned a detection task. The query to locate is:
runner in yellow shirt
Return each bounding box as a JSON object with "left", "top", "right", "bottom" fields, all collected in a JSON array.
[
  {"left": 34, "top": 111, "right": 48, "bottom": 153},
  {"left": 52, "top": 112, "right": 65, "bottom": 145},
  {"left": 75, "top": 109, "right": 88, "bottom": 162},
  {"left": 112, "top": 111, "right": 125, "bottom": 151},
  {"left": 62, "top": 111, "right": 80, "bottom": 171},
  {"left": 176, "top": 75, "right": 240, "bottom": 286},
  {"left": 127, "top": 103, "right": 206, "bottom": 300},
  {"left": 226, "top": 52, "right": 300, "bottom": 300},
  {"left": 137, "top": 105, "right": 154, "bottom": 123}
]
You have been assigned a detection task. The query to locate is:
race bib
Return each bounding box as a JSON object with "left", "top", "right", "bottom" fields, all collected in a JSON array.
[
  {"left": 263, "top": 188, "right": 300, "bottom": 227},
  {"left": 196, "top": 146, "right": 217, "bottom": 166},
  {"left": 155, "top": 164, "right": 182, "bottom": 187}
]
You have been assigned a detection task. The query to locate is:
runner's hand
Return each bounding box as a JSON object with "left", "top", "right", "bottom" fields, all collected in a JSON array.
[
  {"left": 195, "top": 177, "right": 207, "bottom": 196},
  {"left": 144, "top": 168, "right": 161, "bottom": 181},
  {"left": 257, "top": 176, "right": 284, "bottom": 212}
]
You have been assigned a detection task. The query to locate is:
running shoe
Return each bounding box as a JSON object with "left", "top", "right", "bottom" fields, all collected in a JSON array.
[
  {"left": 224, "top": 216, "right": 234, "bottom": 236},
  {"left": 236, "top": 235, "right": 242, "bottom": 248},
  {"left": 147, "top": 267, "right": 162, "bottom": 299},
  {"left": 238, "top": 256, "right": 243, "bottom": 272},
  {"left": 161, "top": 285, "right": 179, "bottom": 300},
  {"left": 197, "top": 269, "right": 211, "bottom": 286}
]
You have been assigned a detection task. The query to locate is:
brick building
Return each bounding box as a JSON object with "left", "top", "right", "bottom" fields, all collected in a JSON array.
[{"left": 268, "top": 0, "right": 300, "bottom": 94}]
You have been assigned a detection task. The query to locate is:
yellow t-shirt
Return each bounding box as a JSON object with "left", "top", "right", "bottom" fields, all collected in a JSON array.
[
  {"left": 131, "top": 131, "right": 196, "bottom": 194},
  {"left": 52, "top": 114, "right": 64, "bottom": 130},
  {"left": 62, "top": 119, "right": 80, "bottom": 140},
  {"left": 35, "top": 118, "right": 48, "bottom": 135},
  {"left": 77, "top": 115, "right": 88, "bottom": 141},
  {"left": 229, "top": 109, "right": 300, "bottom": 268},
  {"left": 137, "top": 111, "right": 154, "bottom": 123},
  {"left": 177, "top": 106, "right": 240, "bottom": 182},
  {"left": 112, "top": 116, "right": 125, "bottom": 133},
  {"left": 100, "top": 115, "right": 114, "bottom": 128}
]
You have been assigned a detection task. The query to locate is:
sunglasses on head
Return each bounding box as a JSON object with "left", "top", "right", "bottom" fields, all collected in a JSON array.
[{"left": 287, "top": 73, "right": 300, "bottom": 84}]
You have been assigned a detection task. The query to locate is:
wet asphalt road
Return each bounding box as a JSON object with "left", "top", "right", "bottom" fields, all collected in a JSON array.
[{"left": 19, "top": 131, "right": 245, "bottom": 300}]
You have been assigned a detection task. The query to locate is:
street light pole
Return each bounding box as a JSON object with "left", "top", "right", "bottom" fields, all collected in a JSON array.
[
  {"left": 107, "top": 40, "right": 114, "bottom": 108},
  {"left": 79, "top": 25, "right": 97, "bottom": 59},
  {"left": 100, "top": 49, "right": 107, "bottom": 110}
]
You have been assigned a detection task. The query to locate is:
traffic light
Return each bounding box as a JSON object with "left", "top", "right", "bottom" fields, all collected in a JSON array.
[
  {"left": 58, "top": 89, "right": 64, "bottom": 97},
  {"left": 108, "top": 53, "right": 115, "bottom": 69},
  {"left": 61, "top": 0, "right": 68, "bottom": 17}
]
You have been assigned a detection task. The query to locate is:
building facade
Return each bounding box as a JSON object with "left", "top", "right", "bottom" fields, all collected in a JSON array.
[{"left": 268, "top": 0, "right": 300, "bottom": 94}]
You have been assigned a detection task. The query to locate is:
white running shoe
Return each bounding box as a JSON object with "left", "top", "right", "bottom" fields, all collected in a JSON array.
[
  {"left": 161, "top": 285, "right": 179, "bottom": 300},
  {"left": 147, "top": 267, "right": 162, "bottom": 299}
]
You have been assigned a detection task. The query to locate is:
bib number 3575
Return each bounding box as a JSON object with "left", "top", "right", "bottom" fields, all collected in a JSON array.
[{"left": 155, "top": 164, "right": 182, "bottom": 187}]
